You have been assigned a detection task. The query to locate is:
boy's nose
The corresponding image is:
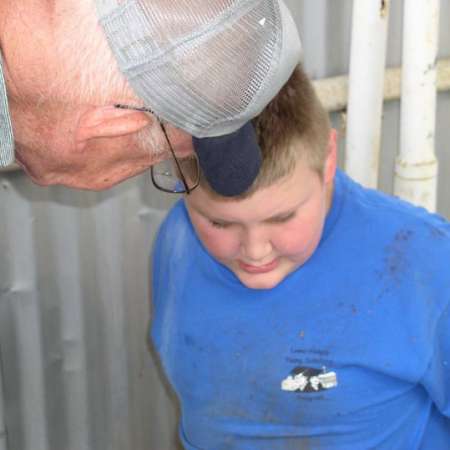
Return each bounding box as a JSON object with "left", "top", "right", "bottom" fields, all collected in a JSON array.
[{"left": 241, "top": 231, "right": 273, "bottom": 262}]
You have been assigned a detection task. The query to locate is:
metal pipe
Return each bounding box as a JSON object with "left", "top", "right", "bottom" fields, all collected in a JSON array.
[
  {"left": 394, "top": 0, "right": 440, "bottom": 211},
  {"left": 312, "top": 59, "right": 450, "bottom": 113},
  {"left": 344, "top": 0, "right": 390, "bottom": 188}
]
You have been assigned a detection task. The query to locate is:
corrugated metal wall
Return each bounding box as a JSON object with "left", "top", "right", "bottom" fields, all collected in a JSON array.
[
  {"left": 0, "top": 174, "right": 181, "bottom": 450},
  {"left": 0, "top": 1, "right": 449, "bottom": 449}
]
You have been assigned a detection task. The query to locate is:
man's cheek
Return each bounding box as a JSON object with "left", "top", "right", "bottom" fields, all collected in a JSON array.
[{"left": 166, "top": 126, "right": 194, "bottom": 157}]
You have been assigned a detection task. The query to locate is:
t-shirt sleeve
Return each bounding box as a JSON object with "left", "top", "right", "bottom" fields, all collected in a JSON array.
[
  {"left": 420, "top": 301, "right": 450, "bottom": 418},
  {"left": 150, "top": 199, "right": 193, "bottom": 321},
  {"left": 151, "top": 200, "right": 185, "bottom": 297},
  {"left": 151, "top": 229, "right": 163, "bottom": 303}
]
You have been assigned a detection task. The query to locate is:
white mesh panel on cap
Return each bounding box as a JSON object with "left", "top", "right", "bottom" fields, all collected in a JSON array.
[
  {"left": 0, "top": 51, "right": 14, "bottom": 167},
  {"left": 97, "top": 0, "right": 301, "bottom": 137}
]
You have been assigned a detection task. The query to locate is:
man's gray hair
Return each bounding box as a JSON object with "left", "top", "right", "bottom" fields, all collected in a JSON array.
[{"left": 50, "top": 0, "right": 136, "bottom": 106}]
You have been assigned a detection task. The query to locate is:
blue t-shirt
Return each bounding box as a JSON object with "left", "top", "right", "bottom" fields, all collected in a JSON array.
[{"left": 151, "top": 170, "right": 450, "bottom": 449}]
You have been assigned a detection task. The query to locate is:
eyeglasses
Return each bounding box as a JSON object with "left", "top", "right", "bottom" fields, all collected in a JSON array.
[{"left": 115, "top": 104, "right": 200, "bottom": 194}]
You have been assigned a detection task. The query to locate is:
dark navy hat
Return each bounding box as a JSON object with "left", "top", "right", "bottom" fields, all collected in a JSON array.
[{"left": 192, "top": 121, "right": 262, "bottom": 197}]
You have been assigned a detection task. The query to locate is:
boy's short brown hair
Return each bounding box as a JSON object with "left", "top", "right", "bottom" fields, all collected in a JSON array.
[{"left": 193, "top": 64, "right": 331, "bottom": 198}]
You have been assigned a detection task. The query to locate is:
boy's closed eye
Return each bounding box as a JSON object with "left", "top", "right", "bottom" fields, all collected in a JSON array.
[
  {"left": 209, "top": 219, "right": 233, "bottom": 229},
  {"left": 266, "top": 211, "right": 297, "bottom": 224},
  {"left": 208, "top": 210, "right": 297, "bottom": 229}
]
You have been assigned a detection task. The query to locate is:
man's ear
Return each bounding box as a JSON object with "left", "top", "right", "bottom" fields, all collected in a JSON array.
[
  {"left": 75, "top": 106, "right": 152, "bottom": 150},
  {"left": 324, "top": 128, "right": 338, "bottom": 184}
]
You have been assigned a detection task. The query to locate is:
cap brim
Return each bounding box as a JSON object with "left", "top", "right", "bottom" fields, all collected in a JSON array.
[{"left": 192, "top": 121, "right": 262, "bottom": 197}]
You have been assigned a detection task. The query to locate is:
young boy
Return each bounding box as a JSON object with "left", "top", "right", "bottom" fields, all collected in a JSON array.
[{"left": 151, "top": 66, "right": 450, "bottom": 449}]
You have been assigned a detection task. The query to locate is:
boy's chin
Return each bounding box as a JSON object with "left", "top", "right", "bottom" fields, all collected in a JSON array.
[
  {"left": 234, "top": 271, "right": 287, "bottom": 290},
  {"left": 224, "top": 259, "right": 302, "bottom": 290}
]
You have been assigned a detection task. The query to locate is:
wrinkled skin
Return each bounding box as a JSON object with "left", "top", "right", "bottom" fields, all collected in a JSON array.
[{"left": 0, "top": 0, "right": 194, "bottom": 190}]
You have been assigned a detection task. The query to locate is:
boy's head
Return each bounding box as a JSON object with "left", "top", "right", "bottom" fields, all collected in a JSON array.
[{"left": 184, "top": 65, "right": 337, "bottom": 289}]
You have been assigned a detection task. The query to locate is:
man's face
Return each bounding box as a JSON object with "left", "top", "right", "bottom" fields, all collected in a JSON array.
[
  {"left": 1, "top": 0, "right": 194, "bottom": 190},
  {"left": 8, "top": 100, "right": 193, "bottom": 190},
  {"left": 185, "top": 150, "right": 335, "bottom": 290}
]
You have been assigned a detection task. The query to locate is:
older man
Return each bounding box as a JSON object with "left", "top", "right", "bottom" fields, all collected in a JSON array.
[{"left": 0, "top": 0, "right": 301, "bottom": 191}]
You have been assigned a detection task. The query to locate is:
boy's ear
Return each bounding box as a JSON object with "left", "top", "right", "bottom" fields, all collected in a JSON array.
[
  {"left": 324, "top": 128, "right": 338, "bottom": 184},
  {"left": 75, "top": 106, "right": 153, "bottom": 149}
]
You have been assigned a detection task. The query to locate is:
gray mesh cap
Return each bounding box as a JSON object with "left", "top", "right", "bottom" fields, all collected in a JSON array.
[
  {"left": 0, "top": 51, "right": 14, "bottom": 167},
  {"left": 95, "top": 0, "right": 302, "bottom": 137}
]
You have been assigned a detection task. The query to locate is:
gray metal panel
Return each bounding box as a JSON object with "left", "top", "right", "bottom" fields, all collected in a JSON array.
[
  {"left": 0, "top": 2, "right": 449, "bottom": 450},
  {"left": 0, "top": 174, "right": 180, "bottom": 450}
]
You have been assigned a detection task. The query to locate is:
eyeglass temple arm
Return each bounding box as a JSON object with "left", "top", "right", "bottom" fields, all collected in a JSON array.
[{"left": 115, "top": 104, "right": 193, "bottom": 194}]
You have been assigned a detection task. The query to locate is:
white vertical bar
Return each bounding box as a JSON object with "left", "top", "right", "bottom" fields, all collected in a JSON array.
[
  {"left": 394, "top": 0, "right": 440, "bottom": 211},
  {"left": 345, "top": 0, "right": 390, "bottom": 188}
]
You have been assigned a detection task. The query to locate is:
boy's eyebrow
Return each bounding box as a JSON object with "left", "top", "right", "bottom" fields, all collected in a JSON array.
[{"left": 192, "top": 205, "right": 232, "bottom": 223}]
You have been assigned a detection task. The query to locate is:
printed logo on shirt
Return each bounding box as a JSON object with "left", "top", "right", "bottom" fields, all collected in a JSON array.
[{"left": 281, "top": 367, "right": 338, "bottom": 393}]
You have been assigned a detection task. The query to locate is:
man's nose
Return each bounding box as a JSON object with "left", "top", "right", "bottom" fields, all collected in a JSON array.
[{"left": 241, "top": 229, "right": 272, "bottom": 262}]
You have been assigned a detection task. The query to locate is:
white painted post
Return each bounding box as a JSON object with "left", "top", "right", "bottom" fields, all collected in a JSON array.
[
  {"left": 394, "top": 0, "right": 440, "bottom": 211},
  {"left": 345, "top": 0, "right": 390, "bottom": 188}
]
